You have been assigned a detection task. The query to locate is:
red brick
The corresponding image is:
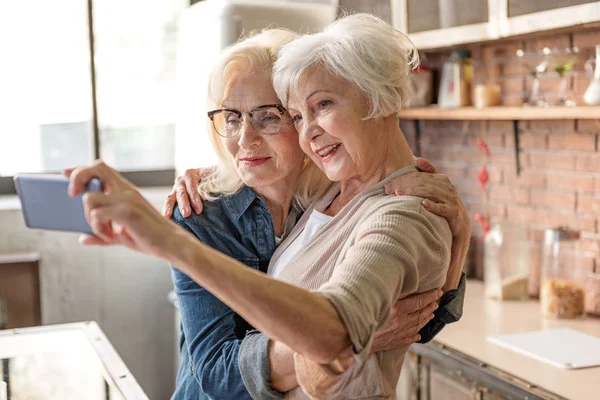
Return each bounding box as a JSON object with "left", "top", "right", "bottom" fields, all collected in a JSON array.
[
  {"left": 505, "top": 170, "right": 546, "bottom": 188},
  {"left": 525, "top": 76, "right": 561, "bottom": 99},
  {"left": 520, "top": 133, "right": 548, "bottom": 149},
  {"left": 530, "top": 152, "right": 576, "bottom": 170},
  {"left": 573, "top": 30, "right": 600, "bottom": 50},
  {"left": 525, "top": 33, "right": 570, "bottom": 51},
  {"left": 490, "top": 185, "right": 530, "bottom": 204},
  {"left": 454, "top": 148, "right": 485, "bottom": 163},
  {"left": 503, "top": 61, "right": 529, "bottom": 76},
  {"left": 399, "top": 120, "right": 416, "bottom": 136},
  {"left": 465, "top": 165, "right": 503, "bottom": 184},
  {"left": 535, "top": 210, "right": 596, "bottom": 232},
  {"left": 487, "top": 203, "right": 507, "bottom": 219},
  {"left": 485, "top": 133, "right": 505, "bottom": 147},
  {"left": 552, "top": 214, "right": 596, "bottom": 233},
  {"left": 502, "top": 77, "right": 525, "bottom": 97},
  {"left": 502, "top": 94, "right": 526, "bottom": 107},
  {"left": 576, "top": 154, "right": 600, "bottom": 173},
  {"left": 528, "top": 227, "right": 546, "bottom": 244},
  {"left": 531, "top": 189, "right": 576, "bottom": 211},
  {"left": 573, "top": 75, "right": 591, "bottom": 98},
  {"left": 527, "top": 120, "right": 576, "bottom": 133},
  {"left": 504, "top": 132, "right": 515, "bottom": 148},
  {"left": 456, "top": 182, "right": 486, "bottom": 199},
  {"left": 420, "top": 146, "right": 445, "bottom": 162},
  {"left": 580, "top": 238, "right": 600, "bottom": 253},
  {"left": 577, "top": 120, "right": 600, "bottom": 134},
  {"left": 488, "top": 120, "right": 513, "bottom": 133},
  {"left": 546, "top": 173, "right": 595, "bottom": 193},
  {"left": 438, "top": 166, "right": 465, "bottom": 182},
  {"left": 578, "top": 195, "right": 600, "bottom": 214},
  {"left": 437, "top": 133, "right": 467, "bottom": 147},
  {"left": 490, "top": 150, "right": 524, "bottom": 166},
  {"left": 507, "top": 205, "right": 538, "bottom": 224},
  {"left": 420, "top": 120, "right": 443, "bottom": 134},
  {"left": 548, "top": 133, "right": 597, "bottom": 152}
]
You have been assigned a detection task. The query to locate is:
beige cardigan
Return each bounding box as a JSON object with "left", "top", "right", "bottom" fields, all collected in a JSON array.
[{"left": 269, "top": 166, "right": 452, "bottom": 400}]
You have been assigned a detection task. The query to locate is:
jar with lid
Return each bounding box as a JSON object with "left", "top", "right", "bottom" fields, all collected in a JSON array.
[
  {"left": 540, "top": 228, "right": 590, "bottom": 319},
  {"left": 484, "top": 222, "right": 531, "bottom": 300},
  {"left": 584, "top": 271, "right": 600, "bottom": 317}
]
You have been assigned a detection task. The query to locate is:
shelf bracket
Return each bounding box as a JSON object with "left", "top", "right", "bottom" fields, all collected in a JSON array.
[
  {"left": 513, "top": 120, "right": 521, "bottom": 176},
  {"left": 414, "top": 120, "right": 421, "bottom": 157}
]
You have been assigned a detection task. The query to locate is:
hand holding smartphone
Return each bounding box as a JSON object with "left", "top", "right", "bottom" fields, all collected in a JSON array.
[{"left": 14, "top": 174, "right": 104, "bottom": 234}]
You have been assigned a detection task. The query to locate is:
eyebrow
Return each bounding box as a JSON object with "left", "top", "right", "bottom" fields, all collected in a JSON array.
[{"left": 306, "top": 90, "right": 327, "bottom": 102}]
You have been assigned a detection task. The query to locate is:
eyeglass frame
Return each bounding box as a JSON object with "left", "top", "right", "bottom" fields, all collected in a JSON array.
[{"left": 207, "top": 104, "right": 288, "bottom": 138}]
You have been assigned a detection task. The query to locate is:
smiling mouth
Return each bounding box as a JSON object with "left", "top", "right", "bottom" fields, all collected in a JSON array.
[{"left": 315, "top": 143, "right": 341, "bottom": 157}]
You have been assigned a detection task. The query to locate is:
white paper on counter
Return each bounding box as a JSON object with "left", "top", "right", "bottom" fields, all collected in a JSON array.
[{"left": 488, "top": 327, "right": 600, "bottom": 369}]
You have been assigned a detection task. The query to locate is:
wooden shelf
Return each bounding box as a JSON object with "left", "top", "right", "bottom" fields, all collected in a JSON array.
[{"left": 398, "top": 106, "right": 600, "bottom": 121}]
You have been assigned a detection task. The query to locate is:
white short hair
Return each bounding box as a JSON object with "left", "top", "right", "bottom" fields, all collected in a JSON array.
[
  {"left": 273, "top": 13, "right": 419, "bottom": 119},
  {"left": 199, "top": 28, "right": 331, "bottom": 205}
]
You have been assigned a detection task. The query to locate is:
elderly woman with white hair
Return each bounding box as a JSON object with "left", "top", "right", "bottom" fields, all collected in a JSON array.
[{"left": 67, "top": 13, "right": 469, "bottom": 399}]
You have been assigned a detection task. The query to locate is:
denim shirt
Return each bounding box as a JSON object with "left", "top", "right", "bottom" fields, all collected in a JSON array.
[
  {"left": 170, "top": 186, "right": 278, "bottom": 400},
  {"left": 169, "top": 185, "right": 466, "bottom": 399}
]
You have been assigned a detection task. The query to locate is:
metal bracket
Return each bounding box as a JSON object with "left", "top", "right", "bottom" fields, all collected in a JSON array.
[
  {"left": 513, "top": 120, "right": 521, "bottom": 176},
  {"left": 414, "top": 120, "right": 422, "bottom": 157}
]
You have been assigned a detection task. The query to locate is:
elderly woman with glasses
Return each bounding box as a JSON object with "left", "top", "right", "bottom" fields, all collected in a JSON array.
[{"left": 67, "top": 13, "right": 469, "bottom": 400}]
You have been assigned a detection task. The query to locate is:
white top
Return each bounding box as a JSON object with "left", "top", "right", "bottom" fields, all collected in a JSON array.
[{"left": 269, "top": 210, "right": 332, "bottom": 279}]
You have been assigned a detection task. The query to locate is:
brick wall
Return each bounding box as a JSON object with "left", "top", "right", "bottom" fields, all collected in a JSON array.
[{"left": 402, "top": 27, "right": 600, "bottom": 281}]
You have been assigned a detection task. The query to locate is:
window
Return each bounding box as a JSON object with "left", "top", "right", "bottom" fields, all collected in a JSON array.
[{"left": 0, "top": 0, "right": 185, "bottom": 194}]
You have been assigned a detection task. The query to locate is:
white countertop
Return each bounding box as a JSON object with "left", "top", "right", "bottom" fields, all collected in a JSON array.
[{"left": 435, "top": 280, "right": 600, "bottom": 400}]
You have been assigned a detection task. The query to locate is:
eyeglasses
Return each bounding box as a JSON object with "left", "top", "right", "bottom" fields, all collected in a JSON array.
[{"left": 208, "top": 104, "right": 288, "bottom": 138}]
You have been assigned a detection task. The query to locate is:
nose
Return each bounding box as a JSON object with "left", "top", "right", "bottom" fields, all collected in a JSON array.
[
  {"left": 237, "top": 118, "right": 262, "bottom": 149},
  {"left": 300, "top": 116, "right": 323, "bottom": 143}
]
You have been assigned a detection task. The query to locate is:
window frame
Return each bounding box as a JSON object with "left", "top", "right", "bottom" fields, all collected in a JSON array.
[{"left": 0, "top": 0, "right": 176, "bottom": 195}]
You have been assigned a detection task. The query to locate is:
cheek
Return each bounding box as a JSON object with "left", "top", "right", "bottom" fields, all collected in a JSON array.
[{"left": 222, "top": 138, "right": 238, "bottom": 159}]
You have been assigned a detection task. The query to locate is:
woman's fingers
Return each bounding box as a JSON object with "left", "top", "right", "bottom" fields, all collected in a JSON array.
[
  {"left": 414, "top": 157, "right": 438, "bottom": 173},
  {"left": 88, "top": 207, "right": 116, "bottom": 244},
  {"left": 414, "top": 300, "right": 438, "bottom": 328},
  {"left": 396, "top": 185, "right": 450, "bottom": 204},
  {"left": 184, "top": 169, "right": 204, "bottom": 215},
  {"left": 78, "top": 233, "right": 111, "bottom": 246},
  {"left": 422, "top": 199, "right": 456, "bottom": 220},
  {"left": 68, "top": 160, "right": 121, "bottom": 196},
  {"left": 175, "top": 184, "right": 192, "bottom": 218},
  {"left": 162, "top": 191, "right": 177, "bottom": 218},
  {"left": 62, "top": 167, "right": 75, "bottom": 178},
  {"left": 395, "top": 288, "right": 442, "bottom": 314}
]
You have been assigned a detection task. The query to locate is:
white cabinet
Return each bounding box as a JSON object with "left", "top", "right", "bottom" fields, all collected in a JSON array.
[{"left": 392, "top": 0, "right": 600, "bottom": 49}]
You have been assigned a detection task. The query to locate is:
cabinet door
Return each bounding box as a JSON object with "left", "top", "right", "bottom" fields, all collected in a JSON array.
[
  {"left": 502, "top": 0, "right": 600, "bottom": 37},
  {"left": 429, "top": 365, "right": 481, "bottom": 400},
  {"left": 397, "top": 353, "right": 420, "bottom": 400}
]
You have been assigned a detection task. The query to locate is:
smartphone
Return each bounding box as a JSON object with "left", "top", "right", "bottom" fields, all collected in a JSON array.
[{"left": 14, "top": 174, "right": 104, "bottom": 234}]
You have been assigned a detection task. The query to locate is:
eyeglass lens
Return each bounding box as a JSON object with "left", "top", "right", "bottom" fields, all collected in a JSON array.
[{"left": 212, "top": 107, "right": 284, "bottom": 137}]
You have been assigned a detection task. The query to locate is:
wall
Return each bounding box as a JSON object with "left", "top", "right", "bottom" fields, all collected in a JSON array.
[
  {"left": 0, "top": 189, "right": 175, "bottom": 400},
  {"left": 401, "top": 27, "right": 600, "bottom": 281}
]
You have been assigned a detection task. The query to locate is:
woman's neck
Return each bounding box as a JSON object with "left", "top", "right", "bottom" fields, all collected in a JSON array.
[
  {"left": 325, "top": 116, "right": 414, "bottom": 216},
  {"left": 255, "top": 183, "right": 295, "bottom": 237}
]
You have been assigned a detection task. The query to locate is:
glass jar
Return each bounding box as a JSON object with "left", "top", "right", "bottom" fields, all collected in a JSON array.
[
  {"left": 484, "top": 222, "right": 531, "bottom": 300},
  {"left": 584, "top": 272, "right": 600, "bottom": 317},
  {"left": 540, "top": 230, "right": 590, "bottom": 319}
]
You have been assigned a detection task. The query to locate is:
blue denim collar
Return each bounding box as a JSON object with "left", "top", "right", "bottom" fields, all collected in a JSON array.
[{"left": 221, "top": 186, "right": 261, "bottom": 221}]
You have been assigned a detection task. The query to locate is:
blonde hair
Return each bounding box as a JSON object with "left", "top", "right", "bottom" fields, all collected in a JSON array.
[
  {"left": 273, "top": 13, "right": 419, "bottom": 119},
  {"left": 198, "top": 28, "right": 331, "bottom": 207}
]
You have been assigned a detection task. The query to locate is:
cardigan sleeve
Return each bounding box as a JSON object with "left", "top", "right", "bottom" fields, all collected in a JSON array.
[
  {"left": 318, "top": 201, "right": 452, "bottom": 360},
  {"left": 298, "top": 201, "right": 452, "bottom": 399}
]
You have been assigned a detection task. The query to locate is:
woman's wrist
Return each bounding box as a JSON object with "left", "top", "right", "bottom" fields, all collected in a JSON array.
[{"left": 163, "top": 222, "right": 201, "bottom": 271}]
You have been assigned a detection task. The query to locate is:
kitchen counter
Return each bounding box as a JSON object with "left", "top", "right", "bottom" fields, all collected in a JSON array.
[{"left": 432, "top": 280, "right": 600, "bottom": 400}]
